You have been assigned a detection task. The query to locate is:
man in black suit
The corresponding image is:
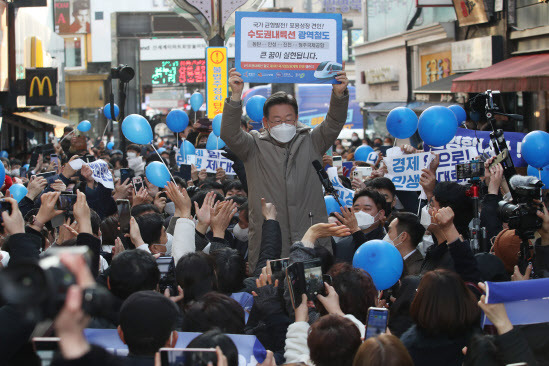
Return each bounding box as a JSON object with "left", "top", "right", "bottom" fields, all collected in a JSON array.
[{"left": 385, "top": 212, "right": 425, "bottom": 276}]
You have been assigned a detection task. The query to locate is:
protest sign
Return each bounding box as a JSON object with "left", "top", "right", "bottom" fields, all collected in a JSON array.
[
  {"left": 176, "top": 149, "right": 236, "bottom": 175},
  {"left": 424, "top": 128, "right": 527, "bottom": 167},
  {"left": 482, "top": 278, "right": 549, "bottom": 327},
  {"left": 235, "top": 12, "right": 342, "bottom": 84},
  {"left": 327, "top": 167, "right": 354, "bottom": 207},
  {"left": 383, "top": 147, "right": 478, "bottom": 191},
  {"left": 84, "top": 329, "right": 267, "bottom": 365},
  {"left": 206, "top": 47, "right": 228, "bottom": 118},
  {"left": 69, "top": 159, "right": 114, "bottom": 189}
]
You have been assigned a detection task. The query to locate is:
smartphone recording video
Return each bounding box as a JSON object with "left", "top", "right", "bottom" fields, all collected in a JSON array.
[
  {"left": 159, "top": 348, "right": 217, "bottom": 366},
  {"left": 365, "top": 307, "right": 389, "bottom": 339},
  {"left": 133, "top": 177, "right": 144, "bottom": 193},
  {"left": 58, "top": 194, "right": 77, "bottom": 212},
  {"left": 117, "top": 199, "right": 131, "bottom": 234}
]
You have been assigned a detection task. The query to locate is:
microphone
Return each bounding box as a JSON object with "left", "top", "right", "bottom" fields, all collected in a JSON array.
[
  {"left": 312, "top": 160, "right": 342, "bottom": 206},
  {"left": 509, "top": 175, "right": 542, "bottom": 190}
]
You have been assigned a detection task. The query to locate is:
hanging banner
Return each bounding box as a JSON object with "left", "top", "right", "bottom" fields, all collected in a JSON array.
[
  {"left": 383, "top": 147, "right": 478, "bottom": 191},
  {"left": 177, "top": 149, "right": 236, "bottom": 175},
  {"left": 235, "top": 12, "right": 342, "bottom": 84},
  {"left": 206, "top": 47, "right": 228, "bottom": 119}
]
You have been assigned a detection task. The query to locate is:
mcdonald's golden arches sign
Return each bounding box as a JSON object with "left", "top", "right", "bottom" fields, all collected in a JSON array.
[{"left": 25, "top": 68, "right": 58, "bottom": 106}]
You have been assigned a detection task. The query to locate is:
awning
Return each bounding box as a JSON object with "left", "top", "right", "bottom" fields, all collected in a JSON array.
[
  {"left": 414, "top": 74, "right": 468, "bottom": 94},
  {"left": 368, "top": 101, "right": 425, "bottom": 113},
  {"left": 451, "top": 53, "right": 549, "bottom": 93},
  {"left": 13, "top": 111, "right": 72, "bottom": 128},
  {"left": 411, "top": 102, "right": 455, "bottom": 112}
]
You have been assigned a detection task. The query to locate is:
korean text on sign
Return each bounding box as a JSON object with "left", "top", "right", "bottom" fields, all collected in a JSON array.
[
  {"left": 176, "top": 149, "right": 236, "bottom": 175},
  {"left": 206, "top": 47, "right": 228, "bottom": 119},
  {"left": 235, "top": 12, "right": 342, "bottom": 84},
  {"left": 383, "top": 147, "right": 478, "bottom": 191}
]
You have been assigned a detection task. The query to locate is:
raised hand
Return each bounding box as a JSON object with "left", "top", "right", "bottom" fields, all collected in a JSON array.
[
  {"left": 26, "top": 175, "right": 48, "bottom": 200},
  {"left": 261, "top": 198, "right": 277, "bottom": 221},
  {"left": 32, "top": 192, "right": 64, "bottom": 231},
  {"left": 153, "top": 191, "right": 167, "bottom": 213},
  {"left": 113, "top": 178, "right": 132, "bottom": 200},
  {"left": 332, "top": 62, "right": 348, "bottom": 98},
  {"left": 301, "top": 222, "right": 351, "bottom": 246},
  {"left": 1, "top": 198, "right": 25, "bottom": 235},
  {"left": 194, "top": 191, "right": 216, "bottom": 234},
  {"left": 166, "top": 182, "right": 191, "bottom": 218},
  {"left": 210, "top": 200, "right": 238, "bottom": 238},
  {"left": 228, "top": 68, "right": 244, "bottom": 101},
  {"left": 316, "top": 283, "right": 344, "bottom": 316},
  {"left": 73, "top": 191, "right": 92, "bottom": 234},
  {"left": 132, "top": 187, "right": 151, "bottom": 207},
  {"left": 334, "top": 206, "right": 359, "bottom": 233}
]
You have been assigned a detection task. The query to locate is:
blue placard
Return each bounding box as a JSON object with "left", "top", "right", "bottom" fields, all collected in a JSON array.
[
  {"left": 235, "top": 12, "right": 342, "bottom": 84},
  {"left": 84, "top": 329, "right": 266, "bottom": 365}
]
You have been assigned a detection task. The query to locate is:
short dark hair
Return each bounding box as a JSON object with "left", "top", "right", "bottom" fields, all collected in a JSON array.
[
  {"left": 199, "top": 179, "right": 223, "bottom": 191},
  {"left": 9, "top": 159, "right": 21, "bottom": 167},
  {"left": 410, "top": 269, "right": 480, "bottom": 337},
  {"left": 263, "top": 91, "right": 298, "bottom": 118},
  {"left": 187, "top": 330, "right": 239, "bottom": 366},
  {"left": 223, "top": 180, "right": 244, "bottom": 196},
  {"left": 135, "top": 213, "right": 163, "bottom": 245},
  {"left": 90, "top": 209, "right": 101, "bottom": 236},
  {"left": 175, "top": 252, "right": 217, "bottom": 304},
  {"left": 353, "top": 189, "right": 386, "bottom": 211},
  {"left": 173, "top": 176, "right": 187, "bottom": 189},
  {"left": 131, "top": 203, "right": 160, "bottom": 217},
  {"left": 108, "top": 250, "right": 160, "bottom": 299},
  {"left": 100, "top": 215, "right": 120, "bottom": 247},
  {"left": 126, "top": 144, "right": 141, "bottom": 153},
  {"left": 308, "top": 314, "right": 362, "bottom": 366},
  {"left": 182, "top": 292, "right": 245, "bottom": 334},
  {"left": 391, "top": 212, "right": 425, "bottom": 248},
  {"left": 353, "top": 334, "right": 414, "bottom": 366},
  {"left": 365, "top": 177, "right": 396, "bottom": 198},
  {"left": 324, "top": 263, "right": 377, "bottom": 323},
  {"left": 433, "top": 181, "right": 473, "bottom": 239},
  {"left": 210, "top": 248, "right": 245, "bottom": 294}
]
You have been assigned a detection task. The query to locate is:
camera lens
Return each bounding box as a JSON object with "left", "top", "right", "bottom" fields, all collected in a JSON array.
[
  {"left": 498, "top": 201, "right": 518, "bottom": 222},
  {"left": 119, "top": 65, "right": 135, "bottom": 83},
  {"left": 0, "top": 262, "right": 48, "bottom": 305}
]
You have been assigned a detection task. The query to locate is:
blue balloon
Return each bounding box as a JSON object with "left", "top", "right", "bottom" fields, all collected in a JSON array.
[
  {"left": 182, "top": 140, "right": 196, "bottom": 156},
  {"left": 122, "top": 114, "right": 153, "bottom": 145},
  {"left": 157, "top": 147, "right": 166, "bottom": 154},
  {"left": 77, "top": 120, "right": 92, "bottom": 132},
  {"left": 9, "top": 183, "right": 28, "bottom": 203},
  {"left": 107, "top": 141, "right": 115, "bottom": 150},
  {"left": 190, "top": 92, "right": 204, "bottom": 112},
  {"left": 325, "top": 196, "right": 341, "bottom": 215},
  {"left": 354, "top": 145, "right": 375, "bottom": 162},
  {"left": 206, "top": 133, "right": 226, "bottom": 150},
  {"left": 0, "top": 162, "right": 5, "bottom": 187},
  {"left": 0, "top": 151, "right": 8, "bottom": 158},
  {"left": 23, "top": 164, "right": 29, "bottom": 170},
  {"left": 352, "top": 239, "right": 403, "bottom": 290},
  {"left": 527, "top": 165, "right": 549, "bottom": 189},
  {"left": 246, "top": 95, "right": 267, "bottom": 123},
  {"left": 521, "top": 130, "right": 549, "bottom": 169},
  {"left": 166, "top": 109, "right": 189, "bottom": 133},
  {"left": 146, "top": 161, "right": 171, "bottom": 188},
  {"left": 448, "top": 105, "right": 467, "bottom": 126},
  {"left": 103, "top": 103, "right": 120, "bottom": 119},
  {"left": 418, "top": 106, "right": 458, "bottom": 147},
  {"left": 386, "top": 107, "right": 418, "bottom": 139},
  {"left": 212, "top": 114, "right": 222, "bottom": 136}
]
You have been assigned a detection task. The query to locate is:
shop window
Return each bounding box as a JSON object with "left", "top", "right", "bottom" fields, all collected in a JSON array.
[{"left": 64, "top": 36, "right": 84, "bottom": 69}]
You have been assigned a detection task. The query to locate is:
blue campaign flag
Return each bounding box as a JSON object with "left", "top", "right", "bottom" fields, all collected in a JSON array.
[
  {"left": 84, "top": 329, "right": 267, "bottom": 364},
  {"left": 482, "top": 278, "right": 549, "bottom": 327},
  {"left": 235, "top": 12, "right": 342, "bottom": 85},
  {"left": 425, "top": 128, "right": 527, "bottom": 167}
]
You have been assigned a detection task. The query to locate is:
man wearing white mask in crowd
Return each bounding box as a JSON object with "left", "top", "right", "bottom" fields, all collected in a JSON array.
[
  {"left": 126, "top": 144, "right": 145, "bottom": 176},
  {"left": 385, "top": 212, "right": 425, "bottom": 276},
  {"left": 221, "top": 67, "right": 349, "bottom": 271},
  {"left": 332, "top": 189, "right": 386, "bottom": 262}
]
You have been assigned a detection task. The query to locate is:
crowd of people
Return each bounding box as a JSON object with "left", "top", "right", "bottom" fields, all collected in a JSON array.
[{"left": 0, "top": 72, "right": 548, "bottom": 366}]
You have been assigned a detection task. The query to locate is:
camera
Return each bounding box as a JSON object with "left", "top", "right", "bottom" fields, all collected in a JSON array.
[
  {"left": 498, "top": 177, "right": 544, "bottom": 239},
  {"left": 0, "top": 247, "right": 113, "bottom": 322},
  {"left": 111, "top": 64, "right": 135, "bottom": 83}
]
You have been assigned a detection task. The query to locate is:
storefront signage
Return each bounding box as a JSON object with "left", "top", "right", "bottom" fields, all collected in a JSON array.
[
  {"left": 453, "top": 0, "right": 489, "bottom": 26},
  {"left": 365, "top": 66, "right": 399, "bottom": 84},
  {"left": 416, "top": 0, "right": 453, "bottom": 6},
  {"left": 140, "top": 38, "right": 237, "bottom": 61},
  {"left": 322, "top": 0, "right": 362, "bottom": 13},
  {"left": 452, "top": 36, "right": 500, "bottom": 72},
  {"left": 420, "top": 50, "right": 453, "bottom": 86},
  {"left": 25, "top": 68, "right": 57, "bottom": 106},
  {"left": 141, "top": 60, "right": 206, "bottom": 86},
  {"left": 206, "top": 47, "right": 228, "bottom": 118}
]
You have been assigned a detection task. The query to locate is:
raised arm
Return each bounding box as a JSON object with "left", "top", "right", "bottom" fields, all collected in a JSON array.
[
  {"left": 311, "top": 66, "right": 349, "bottom": 155},
  {"left": 219, "top": 68, "right": 256, "bottom": 161}
]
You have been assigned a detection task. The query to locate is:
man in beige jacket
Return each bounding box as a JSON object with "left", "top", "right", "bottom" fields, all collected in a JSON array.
[{"left": 220, "top": 67, "right": 349, "bottom": 271}]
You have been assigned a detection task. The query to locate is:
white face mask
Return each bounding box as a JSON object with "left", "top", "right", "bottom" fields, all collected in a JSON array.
[
  {"left": 233, "top": 223, "right": 249, "bottom": 242},
  {"left": 114, "top": 169, "right": 121, "bottom": 178},
  {"left": 355, "top": 211, "right": 378, "bottom": 230},
  {"left": 383, "top": 232, "right": 404, "bottom": 247},
  {"left": 127, "top": 152, "right": 137, "bottom": 159},
  {"left": 156, "top": 233, "right": 173, "bottom": 256},
  {"left": 10, "top": 169, "right": 20, "bottom": 177},
  {"left": 269, "top": 123, "right": 296, "bottom": 144},
  {"left": 336, "top": 149, "right": 344, "bottom": 154},
  {"left": 422, "top": 234, "right": 435, "bottom": 248},
  {"left": 420, "top": 205, "right": 433, "bottom": 230},
  {"left": 351, "top": 136, "right": 358, "bottom": 142}
]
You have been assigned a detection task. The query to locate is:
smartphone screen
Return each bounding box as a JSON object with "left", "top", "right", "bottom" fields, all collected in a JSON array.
[
  {"left": 303, "top": 259, "right": 324, "bottom": 300},
  {"left": 179, "top": 164, "right": 192, "bottom": 181},
  {"left": 159, "top": 348, "right": 217, "bottom": 366},
  {"left": 365, "top": 307, "right": 389, "bottom": 339},
  {"left": 50, "top": 154, "right": 59, "bottom": 168},
  {"left": 133, "top": 177, "right": 144, "bottom": 193},
  {"left": 32, "top": 337, "right": 60, "bottom": 366},
  {"left": 120, "top": 168, "right": 134, "bottom": 184},
  {"left": 117, "top": 199, "right": 131, "bottom": 234},
  {"left": 58, "top": 194, "right": 77, "bottom": 212},
  {"left": 333, "top": 156, "right": 343, "bottom": 172},
  {"left": 270, "top": 258, "right": 289, "bottom": 275},
  {"left": 286, "top": 262, "right": 303, "bottom": 309}
]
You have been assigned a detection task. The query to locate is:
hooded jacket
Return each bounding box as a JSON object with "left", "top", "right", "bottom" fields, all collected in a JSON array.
[{"left": 220, "top": 91, "right": 349, "bottom": 271}]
